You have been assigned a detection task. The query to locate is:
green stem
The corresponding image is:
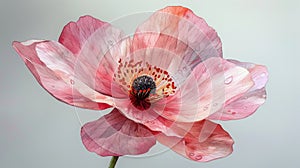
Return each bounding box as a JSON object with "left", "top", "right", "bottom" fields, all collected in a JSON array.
[{"left": 108, "top": 156, "right": 119, "bottom": 168}]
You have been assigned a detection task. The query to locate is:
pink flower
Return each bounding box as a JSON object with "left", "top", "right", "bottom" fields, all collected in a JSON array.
[{"left": 13, "top": 6, "right": 268, "bottom": 162}]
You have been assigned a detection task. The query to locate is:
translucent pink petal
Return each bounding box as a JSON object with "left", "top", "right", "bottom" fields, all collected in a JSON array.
[
  {"left": 76, "top": 28, "right": 130, "bottom": 97},
  {"left": 57, "top": 15, "right": 129, "bottom": 97},
  {"left": 228, "top": 60, "right": 268, "bottom": 92},
  {"left": 156, "top": 120, "right": 234, "bottom": 162},
  {"left": 108, "top": 98, "right": 195, "bottom": 139},
  {"left": 131, "top": 6, "right": 222, "bottom": 82},
  {"left": 13, "top": 40, "right": 113, "bottom": 110},
  {"left": 208, "top": 60, "right": 268, "bottom": 120},
  {"left": 142, "top": 116, "right": 196, "bottom": 137},
  {"left": 112, "top": 98, "right": 184, "bottom": 137},
  {"left": 156, "top": 57, "right": 254, "bottom": 122},
  {"left": 58, "top": 15, "right": 106, "bottom": 54},
  {"left": 81, "top": 108, "right": 156, "bottom": 156},
  {"left": 128, "top": 47, "right": 191, "bottom": 85},
  {"left": 114, "top": 98, "right": 161, "bottom": 123}
]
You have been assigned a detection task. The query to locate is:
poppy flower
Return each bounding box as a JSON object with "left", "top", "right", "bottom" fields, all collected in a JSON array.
[{"left": 13, "top": 6, "right": 268, "bottom": 162}]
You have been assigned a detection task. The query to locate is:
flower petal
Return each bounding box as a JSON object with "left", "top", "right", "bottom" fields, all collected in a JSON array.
[
  {"left": 208, "top": 60, "right": 268, "bottom": 120},
  {"left": 156, "top": 120, "right": 234, "bottom": 162},
  {"left": 13, "top": 40, "right": 113, "bottom": 110},
  {"left": 77, "top": 28, "right": 130, "bottom": 97},
  {"left": 157, "top": 57, "right": 254, "bottom": 122},
  {"left": 58, "top": 15, "right": 106, "bottom": 54},
  {"left": 228, "top": 60, "right": 268, "bottom": 92},
  {"left": 113, "top": 98, "right": 185, "bottom": 137},
  {"left": 58, "top": 15, "right": 129, "bottom": 97},
  {"left": 113, "top": 99, "right": 207, "bottom": 139},
  {"left": 81, "top": 108, "right": 156, "bottom": 156},
  {"left": 142, "top": 116, "right": 195, "bottom": 137},
  {"left": 128, "top": 47, "right": 190, "bottom": 86},
  {"left": 132, "top": 6, "right": 222, "bottom": 82}
]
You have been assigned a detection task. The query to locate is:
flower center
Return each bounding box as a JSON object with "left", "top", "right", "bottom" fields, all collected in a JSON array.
[
  {"left": 129, "top": 75, "right": 156, "bottom": 110},
  {"left": 114, "top": 58, "right": 177, "bottom": 110}
]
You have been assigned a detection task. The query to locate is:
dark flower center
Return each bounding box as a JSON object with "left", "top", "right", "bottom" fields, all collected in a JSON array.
[{"left": 129, "top": 75, "right": 156, "bottom": 110}]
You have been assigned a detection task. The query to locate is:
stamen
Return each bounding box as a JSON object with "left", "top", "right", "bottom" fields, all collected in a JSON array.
[{"left": 113, "top": 59, "right": 177, "bottom": 110}]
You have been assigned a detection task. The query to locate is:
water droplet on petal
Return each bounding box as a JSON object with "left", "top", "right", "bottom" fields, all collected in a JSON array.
[
  {"left": 203, "top": 106, "right": 208, "bottom": 111},
  {"left": 260, "top": 73, "right": 266, "bottom": 77},
  {"left": 262, "top": 94, "right": 267, "bottom": 98},
  {"left": 107, "top": 40, "right": 113, "bottom": 46},
  {"left": 195, "top": 155, "right": 202, "bottom": 160},
  {"left": 224, "top": 76, "right": 233, "bottom": 84},
  {"left": 70, "top": 79, "right": 75, "bottom": 85},
  {"left": 231, "top": 112, "right": 237, "bottom": 115},
  {"left": 189, "top": 153, "right": 195, "bottom": 157}
]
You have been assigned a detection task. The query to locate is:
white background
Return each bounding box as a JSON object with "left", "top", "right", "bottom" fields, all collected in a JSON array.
[{"left": 1, "top": 0, "right": 299, "bottom": 167}]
